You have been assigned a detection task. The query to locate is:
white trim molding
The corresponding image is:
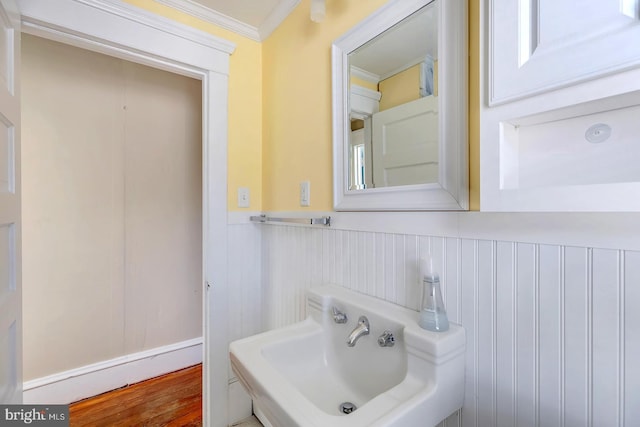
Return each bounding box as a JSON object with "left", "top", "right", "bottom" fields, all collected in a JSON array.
[
  {"left": 257, "top": 0, "right": 301, "bottom": 41},
  {"left": 350, "top": 84, "right": 381, "bottom": 118},
  {"left": 17, "top": 2, "right": 231, "bottom": 425},
  {"left": 154, "top": 0, "right": 259, "bottom": 41},
  {"left": 258, "top": 210, "right": 640, "bottom": 251},
  {"left": 228, "top": 378, "right": 252, "bottom": 424},
  {"left": 155, "top": 0, "right": 301, "bottom": 42},
  {"left": 23, "top": 338, "right": 203, "bottom": 404},
  {"left": 19, "top": 0, "right": 235, "bottom": 76},
  {"left": 350, "top": 65, "right": 380, "bottom": 84}
]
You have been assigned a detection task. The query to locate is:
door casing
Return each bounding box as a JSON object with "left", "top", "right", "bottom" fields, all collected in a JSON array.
[{"left": 17, "top": 1, "right": 234, "bottom": 425}]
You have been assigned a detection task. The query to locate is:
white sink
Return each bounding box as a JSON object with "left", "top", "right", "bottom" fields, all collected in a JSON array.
[{"left": 229, "top": 285, "right": 466, "bottom": 427}]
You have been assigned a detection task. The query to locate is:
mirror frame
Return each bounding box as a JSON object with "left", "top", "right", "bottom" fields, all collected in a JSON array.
[{"left": 332, "top": 0, "right": 468, "bottom": 211}]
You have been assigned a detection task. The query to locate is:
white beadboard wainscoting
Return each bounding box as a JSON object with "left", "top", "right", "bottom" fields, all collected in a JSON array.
[
  {"left": 227, "top": 216, "right": 264, "bottom": 421},
  {"left": 228, "top": 220, "right": 263, "bottom": 356},
  {"left": 248, "top": 211, "right": 640, "bottom": 427}
]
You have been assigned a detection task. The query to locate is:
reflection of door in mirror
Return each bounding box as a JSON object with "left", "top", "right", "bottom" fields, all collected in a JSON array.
[
  {"left": 348, "top": 94, "right": 438, "bottom": 189},
  {"left": 347, "top": 1, "right": 439, "bottom": 189},
  {"left": 372, "top": 95, "right": 438, "bottom": 187},
  {"left": 332, "top": 0, "right": 468, "bottom": 211}
]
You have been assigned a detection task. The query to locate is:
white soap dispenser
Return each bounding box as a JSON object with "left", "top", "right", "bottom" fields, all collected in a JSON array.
[{"left": 419, "top": 256, "right": 449, "bottom": 332}]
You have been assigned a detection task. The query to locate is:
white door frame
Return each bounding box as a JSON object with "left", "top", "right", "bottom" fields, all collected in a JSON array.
[
  {"left": 0, "top": 0, "right": 22, "bottom": 406},
  {"left": 17, "top": 1, "right": 234, "bottom": 426}
]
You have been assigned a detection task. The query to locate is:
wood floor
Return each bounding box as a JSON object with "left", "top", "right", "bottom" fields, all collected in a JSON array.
[{"left": 69, "top": 364, "right": 202, "bottom": 427}]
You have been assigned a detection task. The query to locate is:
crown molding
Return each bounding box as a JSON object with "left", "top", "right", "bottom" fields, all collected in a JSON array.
[
  {"left": 154, "top": 0, "right": 300, "bottom": 42},
  {"left": 20, "top": 0, "right": 236, "bottom": 72},
  {"left": 155, "top": 0, "right": 261, "bottom": 41},
  {"left": 350, "top": 65, "right": 380, "bottom": 84},
  {"left": 72, "top": 0, "right": 236, "bottom": 54},
  {"left": 378, "top": 55, "right": 427, "bottom": 81},
  {"left": 257, "top": 0, "right": 300, "bottom": 41}
]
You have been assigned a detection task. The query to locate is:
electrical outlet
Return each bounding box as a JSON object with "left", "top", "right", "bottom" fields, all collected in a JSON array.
[
  {"left": 300, "top": 181, "right": 310, "bottom": 207},
  {"left": 237, "top": 187, "right": 250, "bottom": 208}
]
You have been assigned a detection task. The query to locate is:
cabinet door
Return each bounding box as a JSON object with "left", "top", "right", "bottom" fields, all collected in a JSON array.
[
  {"left": 489, "top": 0, "right": 640, "bottom": 105},
  {"left": 482, "top": 0, "right": 640, "bottom": 211}
]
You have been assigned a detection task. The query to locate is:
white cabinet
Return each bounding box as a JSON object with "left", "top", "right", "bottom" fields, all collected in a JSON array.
[
  {"left": 481, "top": 0, "right": 640, "bottom": 211},
  {"left": 490, "top": 0, "right": 640, "bottom": 105}
]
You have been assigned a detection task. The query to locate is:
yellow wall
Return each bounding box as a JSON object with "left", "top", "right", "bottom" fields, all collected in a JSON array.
[
  {"left": 378, "top": 64, "right": 421, "bottom": 111},
  {"left": 263, "top": 0, "right": 479, "bottom": 210},
  {"left": 123, "top": 0, "right": 263, "bottom": 212},
  {"left": 263, "top": 0, "right": 387, "bottom": 211},
  {"left": 350, "top": 76, "right": 378, "bottom": 91},
  {"left": 125, "top": 0, "right": 480, "bottom": 211},
  {"left": 468, "top": 0, "right": 480, "bottom": 210}
]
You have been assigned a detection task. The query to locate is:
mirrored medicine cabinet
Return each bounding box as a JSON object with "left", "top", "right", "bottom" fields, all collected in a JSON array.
[{"left": 332, "top": 0, "right": 468, "bottom": 211}]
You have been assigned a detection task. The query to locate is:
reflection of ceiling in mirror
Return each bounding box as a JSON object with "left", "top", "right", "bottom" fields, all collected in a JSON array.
[{"left": 349, "top": 1, "right": 438, "bottom": 81}]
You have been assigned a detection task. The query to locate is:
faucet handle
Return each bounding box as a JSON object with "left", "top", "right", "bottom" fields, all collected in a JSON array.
[
  {"left": 378, "top": 330, "right": 395, "bottom": 347},
  {"left": 332, "top": 306, "right": 348, "bottom": 324}
]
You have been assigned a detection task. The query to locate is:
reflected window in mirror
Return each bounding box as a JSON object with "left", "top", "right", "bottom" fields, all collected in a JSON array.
[{"left": 349, "top": 119, "right": 367, "bottom": 190}]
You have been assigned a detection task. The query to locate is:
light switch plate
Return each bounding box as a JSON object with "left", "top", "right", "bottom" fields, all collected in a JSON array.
[
  {"left": 300, "top": 181, "right": 310, "bottom": 207},
  {"left": 237, "top": 187, "right": 250, "bottom": 208}
]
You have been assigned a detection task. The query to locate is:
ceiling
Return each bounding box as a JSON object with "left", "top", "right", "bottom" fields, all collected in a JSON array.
[
  {"left": 189, "top": 0, "right": 286, "bottom": 28},
  {"left": 350, "top": 3, "right": 437, "bottom": 81},
  {"left": 154, "top": 0, "right": 301, "bottom": 41}
]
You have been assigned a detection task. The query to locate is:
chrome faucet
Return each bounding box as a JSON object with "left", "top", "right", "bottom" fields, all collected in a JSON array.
[
  {"left": 377, "top": 330, "right": 395, "bottom": 347},
  {"left": 347, "top": 316, "right": 370, "bottom": 347},
  {"left": 332, "top": 306, "right": 348, "bottom": 324}
]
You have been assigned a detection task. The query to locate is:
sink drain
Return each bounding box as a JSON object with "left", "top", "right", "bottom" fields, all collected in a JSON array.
[{"left": 339, "top": 402, "right": 357, "bottom": 414}]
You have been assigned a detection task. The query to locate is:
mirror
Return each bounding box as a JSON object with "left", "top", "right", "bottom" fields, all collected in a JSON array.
[
  {"left": 349, "top": 3, "right": 438, "bottom": 190},
  {"left": 332, "top": 0, "right": 468, "bottom": 211}
]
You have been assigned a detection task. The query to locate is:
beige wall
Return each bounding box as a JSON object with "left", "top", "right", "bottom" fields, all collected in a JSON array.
[{"left": 21, "top": 35, "right": 203, "bottom": 380}]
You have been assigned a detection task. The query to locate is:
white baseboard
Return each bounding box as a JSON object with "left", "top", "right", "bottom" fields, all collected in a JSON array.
[
  {"left": 228, "top": 378, "right": 252, "bottom": 425},
  {"left": 23, "top": 337, "right": 203, "bottom": 404}
]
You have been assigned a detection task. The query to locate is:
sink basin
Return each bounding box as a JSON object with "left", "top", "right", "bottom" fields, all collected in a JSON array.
[
  {"left": 260, "top": 308, "right": 407, "bottom": 415},
  {"left": 229, "top": 285, "right": 466, "bottom": 427}
]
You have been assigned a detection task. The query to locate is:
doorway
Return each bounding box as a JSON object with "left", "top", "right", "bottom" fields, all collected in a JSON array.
[
  {"left": 18, "top": 1, "right": 233, "bottom": 424},
  {"left": 21, "top": 34, "right": 203, "bottom": 389}
]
